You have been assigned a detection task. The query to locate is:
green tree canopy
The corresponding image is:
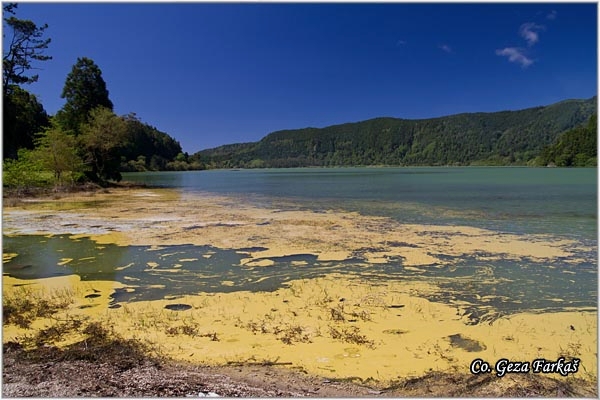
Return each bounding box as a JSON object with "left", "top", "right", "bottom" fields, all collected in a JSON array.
[
  {"left": 56, "top": 57, "right": 113, "bottom": 134},
  {"left": 3, "top": 85, "right": 49, "bottom": 159},
  {"left": 79, "top": 106, "right": 126, "bottom": 183},
  {"left": 119, "top": 113, "right": 183, "bottom": 171},
  {"left": 33, "top": 119, "right": 84, "bottom": 185},
  {"left": 538, "top": 114, "right": 597, "bottom": 167},
  {"left": 3, "top": 148, "right": 46, "bottom": 192},
  {"left": 2, "top": 3, "right": 51, "bottom": 159}
]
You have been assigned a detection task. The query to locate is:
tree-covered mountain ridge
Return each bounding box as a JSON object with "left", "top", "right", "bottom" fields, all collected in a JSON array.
[{"left": 193, "top": 96, "right": 597, "bottom": 168}]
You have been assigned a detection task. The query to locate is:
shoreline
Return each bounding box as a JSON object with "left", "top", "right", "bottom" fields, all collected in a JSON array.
[
  {"left": 3, "top": 273, "right": 597, "bottom": 383},
  {"left": 2, "top": 187, "right": 597, "bottom": 395}
]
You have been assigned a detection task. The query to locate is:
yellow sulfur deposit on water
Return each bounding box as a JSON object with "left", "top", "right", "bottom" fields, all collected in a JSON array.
[
  {"left": 3, "top": 273, "right": 596, "bottom": 384},
  {"left": 2, "top": 188, "right": 597, "bottom": 385}
]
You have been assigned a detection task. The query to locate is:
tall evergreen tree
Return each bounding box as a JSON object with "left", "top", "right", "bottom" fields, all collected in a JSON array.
[
  {"left": 2, "top": 3, "right": 51, "bottom": 159},
  {"left": 2, "top": 3, "right": 52, "bottom": 96},
  {"left": 56, "top": 57, "right": 113, "bottom": 134}
]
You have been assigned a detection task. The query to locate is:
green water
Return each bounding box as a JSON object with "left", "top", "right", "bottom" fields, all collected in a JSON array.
[
  {"left": 3, "top": 167, "right": 597, "bottom": 320},
  {"left": 3, "top": 233, "right": 596, "bottom": 320},
  {"left": 123, "top": 167, "right": 598, "bottom": 241}
]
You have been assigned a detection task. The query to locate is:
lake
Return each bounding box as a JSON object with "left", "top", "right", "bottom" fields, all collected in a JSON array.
[
  {"left": 124, "top": 167, "right": 597, "bottom": 242},
  {"left": 3, "top": 167, "right": 597, "bottom": 318}
]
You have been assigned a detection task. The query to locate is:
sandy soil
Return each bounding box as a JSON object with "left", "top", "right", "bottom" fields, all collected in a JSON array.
[{"left": 2, "top": 187, "right": 597, "bottom": 396}]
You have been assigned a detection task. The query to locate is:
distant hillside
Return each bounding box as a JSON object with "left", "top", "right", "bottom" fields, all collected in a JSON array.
[
  {"left": 538, "top": 113, "right": 597, "bottom": 167},
  {"left": 192, "top": 97, "right": 597, "bottom": 168}
]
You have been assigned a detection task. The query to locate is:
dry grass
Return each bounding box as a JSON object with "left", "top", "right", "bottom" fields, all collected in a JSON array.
[
  {"left": 3, "top": 286, "right": 74, "bottom": 329},
  {"left": 328, "top": 325, "right": 375, "bottom": 348}
]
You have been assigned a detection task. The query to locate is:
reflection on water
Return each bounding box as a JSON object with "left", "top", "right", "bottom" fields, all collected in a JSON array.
[{"left": 3, "top": 234, "right": 596, "bottom": 319}]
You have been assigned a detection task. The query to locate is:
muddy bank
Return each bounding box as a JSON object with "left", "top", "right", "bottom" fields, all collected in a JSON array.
[
  {"left": 4, "top": 341, "right": 598, "bottom": 397},
  {"left": 2, "top": 187, "right": 597, "bottom": 394}
]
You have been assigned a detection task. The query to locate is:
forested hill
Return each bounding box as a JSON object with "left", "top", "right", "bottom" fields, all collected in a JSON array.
[{"left": 193, "top": 97, "right": 597, "bottom": 168}]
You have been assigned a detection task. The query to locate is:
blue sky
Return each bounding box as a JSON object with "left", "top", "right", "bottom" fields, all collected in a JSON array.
[{"left": 5, "top": 2, "right": 598, "bottom": 153}]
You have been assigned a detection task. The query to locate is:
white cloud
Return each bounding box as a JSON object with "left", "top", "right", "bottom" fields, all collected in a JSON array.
[
  {"left": 496, "top": 47, "right": 533, "bottom": 68},
  {"left": 519, "top": 22, "right": 545, "bottom": 46},
  {"left": 546, "top": 10, "right": 557, "bottom": 20},
  {"left": 439, "top": 44, "right": 452, "bottom": 53}
]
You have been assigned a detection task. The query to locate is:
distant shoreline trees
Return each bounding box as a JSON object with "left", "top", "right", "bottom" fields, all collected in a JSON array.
[
  {"left": 193, "top": 98, "right": 597, "bottom": 169},
  {"left": 537, "top": 114, "right": 597, "bottom": 167}
]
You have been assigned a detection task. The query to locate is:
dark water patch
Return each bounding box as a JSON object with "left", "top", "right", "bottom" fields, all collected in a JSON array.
[
  {"left": 422, "top": 254, "right": 597, "bottom": 318},
  {"left": 3, "top": 234, "right": 596, "bottom": 317},
  {"left": 111, "top": 288, "right": 137, "bottom": 303},
  {"left": 165, "top": 304, "right": 192, "bottom": 311},
  {"left": 84, "top": 293, "right": 101, "bottom": 299},
  {"left": 447, "top": 334, "right": 486, "bottom": 352},
  {"left": 385, "top": 241, "right": 420, "bottom": 248},
  {"left": 269, "top": 254, "right": 319, "bottom": 263},
  {"left": 238, "top": 246, "right": 269, "bottom": 252},
  {"left": 11, "top": 264, "right": 33, "bottom": 270},
  {"left": 78, "top": 304, "right": 98, "bottom": 309},
  {"left": 183, "top": 224, "right": 204, "bottom": 230},
  {"left": 3, "top": 234, "right": 350, "bottom": 302}
]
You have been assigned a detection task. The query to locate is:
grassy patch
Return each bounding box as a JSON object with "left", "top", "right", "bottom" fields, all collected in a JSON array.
[
  {"left": 279, "top": 324, "right": 312, "bottom": 345},
  {"left": 7, "top": 320, "right": 154, "bottom": 370},
  {"left": 165, "top": 325, "right": 220, "bottom": 341},
  {"left": 329, "top": 325, "right": 375, "bottom": 348},
  {"left": 3, "top": 286, "right": 74, "bottom": 329},
  {"left": 3, "top": 283, "right": 155, "bottom": 368},
  {"left": 240, "top": 317, "right": 312, "bottom": 345}
]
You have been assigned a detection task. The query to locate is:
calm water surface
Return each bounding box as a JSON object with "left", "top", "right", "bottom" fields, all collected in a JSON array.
[
  {"left": 125, "top": 167, "right": 597, "bottom": 241},
  {"left": 4, "top": 167, "right": 597, "bottom": 318}
]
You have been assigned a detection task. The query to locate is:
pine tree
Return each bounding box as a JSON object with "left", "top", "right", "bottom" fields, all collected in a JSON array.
[
  {"left": 2, "top": 3, "right": 51, "bottom": 158},
  {"left": 2, "top": 3, "right": 52, "bottom": 95},
  {"left": 56, "top": 57, "right": 113, "bottom": 134}
]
